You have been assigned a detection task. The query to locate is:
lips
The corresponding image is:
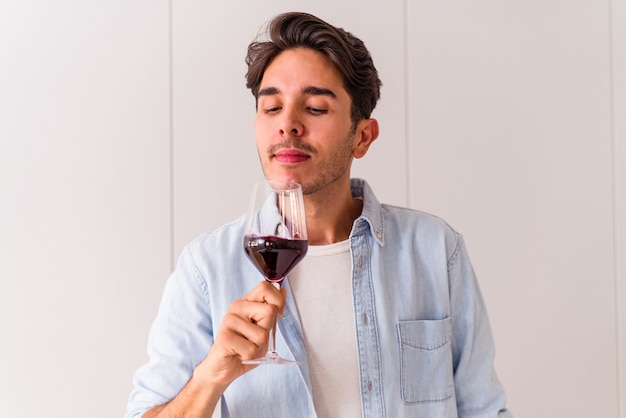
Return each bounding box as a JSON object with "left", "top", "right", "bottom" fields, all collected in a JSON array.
[{"left": 274, "top": 149, "right": 310, "bottom": 164}]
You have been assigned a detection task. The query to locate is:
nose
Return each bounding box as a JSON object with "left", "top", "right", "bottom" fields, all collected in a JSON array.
[{"left": 279, "top": 109, "right": 304, "bottom": 137}]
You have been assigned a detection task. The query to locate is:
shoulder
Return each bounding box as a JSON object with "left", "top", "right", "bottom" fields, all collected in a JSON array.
[
  {"left": 171, "top": 214, "right": 255, "bottom": 301},
  {"left": 381, "top": 204, "right": 462, "bottom": 260},
  {"left": 382, "top": 204, "right": 458, "bottom": 237},
  {"left": 175, "top": 215, "right": 246, "bottom": 277},
  {"left": 186, "top": 215, "right": 246, "bottom": 253}
]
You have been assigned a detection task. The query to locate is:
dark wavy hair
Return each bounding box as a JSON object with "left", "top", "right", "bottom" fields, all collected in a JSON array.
[{"left": 245, "top": 12, "right": 382, "bottom": 124}]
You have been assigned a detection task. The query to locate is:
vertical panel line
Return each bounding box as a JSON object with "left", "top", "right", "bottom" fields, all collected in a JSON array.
[
  {"left": 403, "top": 0, "right": 413, "bottom": 208},
  {"left": 169, "top": 0, "right": 175, "bottom": 271},
  {"left": 609, "top": 0, "right": 624, "bottom": 416}
]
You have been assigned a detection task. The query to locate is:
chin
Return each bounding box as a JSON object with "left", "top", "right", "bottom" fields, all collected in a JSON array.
[{"left": 264, "top": 169, "right": 301, "bottom": 185}]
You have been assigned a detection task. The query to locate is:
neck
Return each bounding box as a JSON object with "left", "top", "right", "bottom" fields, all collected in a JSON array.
[{"left": 304, "top": 181, "right": 362, "bottom": 245}]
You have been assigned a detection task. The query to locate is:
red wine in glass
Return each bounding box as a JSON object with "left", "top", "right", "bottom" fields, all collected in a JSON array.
[{"left": 243, "top": 235, "right": 308, "bottom": 284}]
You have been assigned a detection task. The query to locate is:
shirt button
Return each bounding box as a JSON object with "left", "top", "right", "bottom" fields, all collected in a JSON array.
[
  {"left": 362, "top": 312, "right": 368, "bottom": 326},
  {"left": 368, "top": 380, "right": 373, "bottom": 392},
  {"left": 375, "top": 232, "right": 383, "bottom": 240}
]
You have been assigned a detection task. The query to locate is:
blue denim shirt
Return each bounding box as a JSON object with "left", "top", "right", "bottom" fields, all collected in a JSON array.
[{"left": 126, "top": 178, "right": 510, "bottom": 418}]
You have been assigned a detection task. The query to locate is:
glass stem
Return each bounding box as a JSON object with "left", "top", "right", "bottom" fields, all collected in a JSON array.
[
  {"left": 268, "top": 281, "right": 281, "bottom": 359},
  {"left": 268, "top": 320, "right": 278, "bottom": 359}
]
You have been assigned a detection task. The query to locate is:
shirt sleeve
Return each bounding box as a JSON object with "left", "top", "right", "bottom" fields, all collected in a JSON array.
[
  {"left": 125, "top": 246, "right": 213, "bottom": 418},
  {"left": 447, "top": 234, "right": 512, "bottom": 418}
]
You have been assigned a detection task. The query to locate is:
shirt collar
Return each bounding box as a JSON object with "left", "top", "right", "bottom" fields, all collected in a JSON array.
[{"left": 350, "top": 178, "right": 385, "bottom": 246}]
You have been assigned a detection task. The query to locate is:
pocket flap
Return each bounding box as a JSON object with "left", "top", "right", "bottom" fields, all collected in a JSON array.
[{"left": 397, "top": 317, "right": 451, "bottom": 351}]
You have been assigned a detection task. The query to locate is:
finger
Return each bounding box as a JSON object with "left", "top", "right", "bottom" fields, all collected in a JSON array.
[
  {"left": 242, "top": 281, "right": 286, "bottom": 310},
  {"left": 218, "top": 312, "right": 269, "bottom": 357},
  {"left": 200, "top": 316, "right": 267, "bottom": 384},
  {"left": 229, "top": 299, "right": 279, "bottom": 330}
]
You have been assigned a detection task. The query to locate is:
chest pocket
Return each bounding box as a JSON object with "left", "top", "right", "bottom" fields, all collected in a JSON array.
[{"left": 396, "top": 318, "right": 454, "bottom": 404}]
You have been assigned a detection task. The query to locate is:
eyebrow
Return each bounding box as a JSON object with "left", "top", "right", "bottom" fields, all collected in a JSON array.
[
  {"left": 258, "top": 86, "right": 280, "bottom": 97},
  {"left": 303, "top": 86, "right": 336, "bottom": 98},
  {"left": 257, "top": 86, "right": 337, "bottom": 99}
]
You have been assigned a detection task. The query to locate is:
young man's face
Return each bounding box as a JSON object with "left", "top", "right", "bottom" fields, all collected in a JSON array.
[{"left": 254, "top": 48, "right": 362, "bottom": 196}]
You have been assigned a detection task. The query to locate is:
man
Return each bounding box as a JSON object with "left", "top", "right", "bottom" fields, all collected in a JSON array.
[{"left": 127, "top": 12, "right": 510, "bottom": 418}]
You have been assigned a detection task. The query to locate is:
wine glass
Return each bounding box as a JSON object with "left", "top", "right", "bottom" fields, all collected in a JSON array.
[{"left": 242, "top": 180, "right": 308, "bottom": 365}]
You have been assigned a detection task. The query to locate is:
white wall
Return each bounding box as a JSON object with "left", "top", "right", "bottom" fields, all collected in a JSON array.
[
  {"left": 1, "top": 2, "right": 171, "bottom": 417},
  {"left": 407, "top": 2, "right": 623, "bottom": 417},
  {"left": 0, "top": 1, "right": 623, "bottom": 417}
]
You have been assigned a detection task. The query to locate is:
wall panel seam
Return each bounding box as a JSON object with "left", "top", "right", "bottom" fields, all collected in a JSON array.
[
  {"left": 403, "top": 0, "right": 413, "bottom": 208},
  {"left": 169, "top": 0, "right": 175, "bottom": 271},
  {"left": 609, "top": 0, "right": 624, "bottom": 416}
]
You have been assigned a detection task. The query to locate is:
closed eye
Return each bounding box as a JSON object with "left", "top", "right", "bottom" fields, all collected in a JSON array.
[
  {"left": 307, "top": 107, "right": 328, "bottom": 115},
  {"left": 264, "top": 106, "right": 282, "bottom": 114}
]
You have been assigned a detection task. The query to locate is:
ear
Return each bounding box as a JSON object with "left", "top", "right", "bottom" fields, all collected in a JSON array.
[{"left": 352, "top": 118, "right": 379, "bottom": 159}]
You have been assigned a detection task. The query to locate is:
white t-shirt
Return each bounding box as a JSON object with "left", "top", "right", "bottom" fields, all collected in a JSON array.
[{"left": 287, "top": 240, "right": 362, "bottom": 418}]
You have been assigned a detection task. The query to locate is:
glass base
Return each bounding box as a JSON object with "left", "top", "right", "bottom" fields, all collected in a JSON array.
[{"left": 242, "top": 351, "right": 300, "bottom": 365}]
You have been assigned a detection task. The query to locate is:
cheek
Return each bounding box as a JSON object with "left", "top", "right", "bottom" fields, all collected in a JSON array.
[
  {"left": 253, "top": 116, "right": 263, "bottom": 135},
  {"left": 254, "top": 120, "right": 270, "bottom": 148}
]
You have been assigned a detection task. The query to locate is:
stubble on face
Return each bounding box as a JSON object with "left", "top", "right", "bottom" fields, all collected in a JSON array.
[{"left": 259, "top": 127, "right": 356, "bottom": 196}]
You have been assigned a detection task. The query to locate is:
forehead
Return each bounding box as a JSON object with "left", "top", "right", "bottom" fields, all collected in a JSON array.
[{"left": 260, "top": 48, "right": 347, "bottom": 95}]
